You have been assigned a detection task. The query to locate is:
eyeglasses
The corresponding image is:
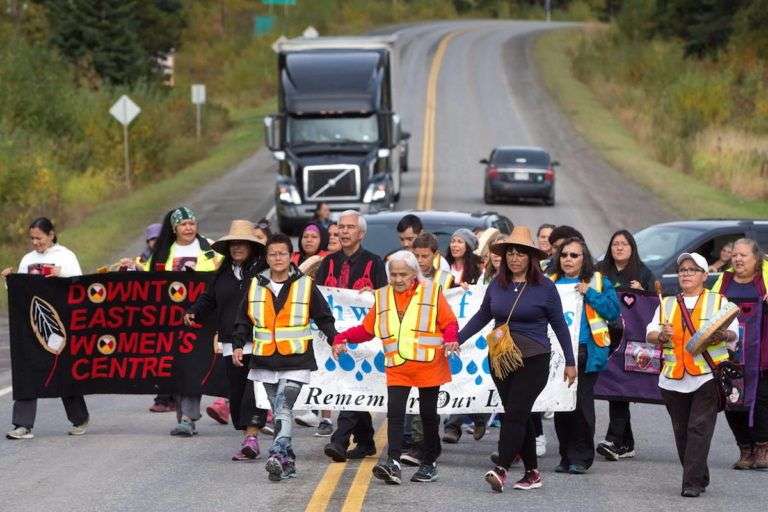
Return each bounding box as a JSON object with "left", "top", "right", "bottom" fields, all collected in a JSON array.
[
  {"left": 678, "top": 267, "right": 704, "bottom": 275},
  {"left": 559, "top": 252, "right": 583, "bottom": 259},
  {"left": 267, "top": 252, "right": 290, "bottom": 259}
]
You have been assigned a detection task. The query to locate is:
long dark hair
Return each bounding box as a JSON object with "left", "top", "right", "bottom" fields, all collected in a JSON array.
[
  {"left": 552, "top": 237, "right": 595, "bottom": 282},
  {"left": 297, "top": 221, "right": 329, "bottom": 264},
  {"left": 216, "top": 242, "right": 264, "bottom": 279},
  {"left": 29, "top": 217, "right": 58, "bottom": 244},
  {"left": 496, "top": 246, "right": 544, "bottom": 288},
  {"left": 149, "top": 208, "right": 210, "bottom": 269},
  {"left": 597, "top": 229, "right": 643, "bottom": 280},
  {"left": 445, "top": 241, "right": 482, "bottom": 285}
]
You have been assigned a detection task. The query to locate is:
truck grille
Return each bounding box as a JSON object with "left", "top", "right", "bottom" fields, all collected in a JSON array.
[{"left": 303, "top": 165, "right": 361, "bottom": 201}]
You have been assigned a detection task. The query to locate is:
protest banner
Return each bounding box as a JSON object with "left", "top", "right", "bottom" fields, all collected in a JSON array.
[
  {"left": 7, "top": 273, "right": 227, "bottom": 400},
  {"left": 285, "top": 284, "right": 580, "bottom": 414}
]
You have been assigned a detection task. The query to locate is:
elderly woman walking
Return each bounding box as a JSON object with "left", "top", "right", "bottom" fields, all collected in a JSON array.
[{"left": 334, "top": 250, "right": 459, "bottom": 484}]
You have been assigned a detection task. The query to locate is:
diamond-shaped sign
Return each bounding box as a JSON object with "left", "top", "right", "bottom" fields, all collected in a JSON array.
[{"left": 109, "top": 95, "right": 141, "bottom": 126}]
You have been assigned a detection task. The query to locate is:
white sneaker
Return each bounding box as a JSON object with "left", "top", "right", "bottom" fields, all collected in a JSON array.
[
  {"left": 6, "top": 426, "right": 33, "bottom": 440},
  {"left": 535, "top": 435, "right": 546, "bottom": 457},
  {"left": 68, "top": 422, "right": 88, "bottom": 436},
  {"left": 294, "top": 411, "right": 320, "bottom": 428}
]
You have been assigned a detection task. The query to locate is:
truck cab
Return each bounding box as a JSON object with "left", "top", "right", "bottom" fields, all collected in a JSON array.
[{"left": 264, "top": 36, "right": 409, "bottom": 233}]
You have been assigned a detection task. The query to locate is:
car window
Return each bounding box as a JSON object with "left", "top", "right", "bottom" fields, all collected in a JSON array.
[
  {"left": 491, "top": 216, "right": 513, "bottom": 234},
  {"left": 751, "top": 226, "right": 768, "bottom": 249},
  {"left": 492, "top": 150, "right": 549, "bottom": 168},
  {"left": 363, "top": 219, "right": 483, "bottom": 257},
  {"left": 634, "top": 225, "right": 706, "bottom": 275},
  {"left": 692, "top": 232, "right": 745, "bottom": 269}
]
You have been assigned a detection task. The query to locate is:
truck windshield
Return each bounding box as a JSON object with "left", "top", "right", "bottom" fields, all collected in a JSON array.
[{"left": 287, "top": 115, "right": 378, "bottom": 145}]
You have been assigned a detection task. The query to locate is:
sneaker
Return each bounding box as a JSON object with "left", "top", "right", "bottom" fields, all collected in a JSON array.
[
  {"left": 401, "top": 447, "right": 422, "bottom": 467},
  {"left": 266, "top": 455, "right": 285, "bottom": 482},
  {"left": 513, "top": 469, "right": 542, "bottom": 490},
  {"left": 536, "top": 435, "right": 546, "bottom": 457},
  {"left": 149, "top": 402, "right": 175, "bottom": 413},
  {"left": 347, "top": 444, "right": 377, "bottom": 459},
  {"left": 295, "top": 411, "right": 320, "bottom": 428},
  {"left": 489, "top": 417, "right": 501, "bottom": 428},
  {"left": 170, "top": 419, "right": 195, "bottom": 437},
  {"left": 324, "top": 442, "right": 348, "bottom": 462},
  {"left": 372, "top": 458, "right": 402, "bottom": 485},
  {"left": 68, "top": 422, "right": 88, "bottom": 436},
  {"left": 6, "top": 426, "right": 33, "bottom": 440},
  {"left": 315, "top": 419, "right": 333, "bottom": 437},
  {"left": 282, "top": 458, "right": 297, "bottom": 479},
  {"left": 568, "top": 463, "right": 587, "bottom": 474},
  {"left": 473, "top": 422, "right": 487, "bottom": 441},
  {"left": 240, "top": 435, "right": 260, "bottom": 459},
  {"left": 681, "top": 487, "right": 701, "bottom": 498},
  {"left": 206, "top": 399, "right": 230, "bottom": 425},
  {"left": 441, "top": 428, "right": 461, "bottom": 444},
  {"left": 411, "top": 462, "right": 438, "bottom": 482},
  {"left": 554, "top": 461, "right": 569, "bottom": 473},
  {"left": 617, "top": 445, "right": 636, "bottom": 459},
  {"left": 484, "top": 466, "right": 507, "bottom": 493},
  {"left": 596, "top": 440, "right": 619, "bottom": 461},
  {"left": 262, "top": 422, "right": 275, "bottom": 437}
]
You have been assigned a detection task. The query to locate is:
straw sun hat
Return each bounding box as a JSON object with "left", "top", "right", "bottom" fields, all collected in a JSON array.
[
  {"left": 490, "top": 226, "right": 548, "bottom": 259},
  {"left": 212, "top": 220, "right": 265, "bottom": 254}
]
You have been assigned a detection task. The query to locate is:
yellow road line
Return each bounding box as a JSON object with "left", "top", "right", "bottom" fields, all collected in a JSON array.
[
  {"left": 304, "top": 457, "right": 349, "bottom": 512},
  {"left": 339, "top": 421, "right": 390, "bottom": 512},
  {"left": 417, "top": 31, "right": 460, "bottom": 210}
]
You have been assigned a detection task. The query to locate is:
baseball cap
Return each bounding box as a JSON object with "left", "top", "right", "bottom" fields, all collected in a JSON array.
[
  {"left": 676, "top": 252, "right": 708, "bottom": 272},
  {"left": 145, "top": 223, "right": 162, "bottom": 241}
]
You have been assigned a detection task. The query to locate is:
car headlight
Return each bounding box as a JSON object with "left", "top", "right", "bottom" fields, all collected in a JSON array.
[
  {"left": 362, "top": 182, "right": 387, "bottom": 203},
  {"left": 277, "top": 183, "right": 302, "bottom": 204}
]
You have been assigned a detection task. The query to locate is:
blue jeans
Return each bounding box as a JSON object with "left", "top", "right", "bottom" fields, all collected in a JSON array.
[{"left": 264, "top": 379, "right": 304, "bottom": 459}]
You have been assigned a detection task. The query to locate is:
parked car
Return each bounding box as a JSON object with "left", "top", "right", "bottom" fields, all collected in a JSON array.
[
  {"left": 634, "top": 219, "right": 768, "bottom": 293},
  {"left": 481, "top": 146, "right": 557, "bottom": 206},
  {"left": 361, "top": 210, "right": 514, "bottom": 257}
]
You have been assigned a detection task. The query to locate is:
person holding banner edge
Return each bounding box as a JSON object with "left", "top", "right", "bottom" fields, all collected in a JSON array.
[
  {"left": 4, "top": 217, "right": 90, "bottom": 440},
  {"left": 710, "top": 238, "right": 768, "bottom": 470},
  {"left": 549, "top": 237, "right": 621, "bottom": 474},
  {"left": 458, "top": 226, "right": 577, "bottom": 493},
  {"left": 647, "top": 252, "right": 738, "bottom": 498},
  {"left": 233, "top": 233, "right": 338, "bottom": 482},
  {"left": 333, "top": 250, "right": 459, "bottom": 484}
]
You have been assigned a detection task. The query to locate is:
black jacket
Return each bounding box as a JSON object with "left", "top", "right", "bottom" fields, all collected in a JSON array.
[
  {"left": 314, "top": 246, "right": 387, "bottom": 290},
  {"left": 601, "top": 262, "right": 656, "bottom": 291},
  {"left": 188, "top": 264, "right": 247, "bottom": 343},
  {"left": 233, "top": 266, "right": 337, "bottom": 372}
]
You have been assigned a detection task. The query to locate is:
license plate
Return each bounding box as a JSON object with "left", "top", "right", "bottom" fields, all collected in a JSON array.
[{"left": 513, "top": 172, "right": 529, "bottom": 181}]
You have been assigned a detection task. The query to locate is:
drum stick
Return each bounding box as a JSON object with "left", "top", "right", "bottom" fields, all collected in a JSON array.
[{"left": 655, "top": 281, "right": 665, "bottom": 325}]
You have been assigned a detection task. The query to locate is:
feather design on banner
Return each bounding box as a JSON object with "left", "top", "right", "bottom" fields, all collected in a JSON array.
[{"left": 29, "top": 296, "right": 67, "bottom": 386}]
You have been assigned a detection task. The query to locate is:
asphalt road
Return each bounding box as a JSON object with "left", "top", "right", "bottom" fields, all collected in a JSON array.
[{"left": 1, "top": 21, "right": 764, "bottom": 512}]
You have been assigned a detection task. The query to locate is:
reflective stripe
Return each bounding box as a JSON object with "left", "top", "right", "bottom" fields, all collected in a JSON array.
[
  {"left": 275, "top": 327, "right": 312, "bottom": 339},
  {"left": 418, "top": 336, "right": 443, "bottom": 346},
  {"left": 416, "top": 283, "right": 435, "bottom": 333},
  {"left": 289, "top": 277, "right": 311, "bottom": 327},
  {"left": 434, "top": 270, "right": 453, "bottom": 289}
]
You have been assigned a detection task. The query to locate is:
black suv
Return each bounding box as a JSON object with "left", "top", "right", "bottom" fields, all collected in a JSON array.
[
  {"left": 362, "top": 210, "right": 514, "bottom": 257},
  {"left": 634, "top": 219, "right": 768, "bottom": 293}
]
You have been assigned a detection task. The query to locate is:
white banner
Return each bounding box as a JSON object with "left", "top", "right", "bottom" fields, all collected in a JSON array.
[{"left": 257, "top": 284, "right": 580, "bottom": 414}]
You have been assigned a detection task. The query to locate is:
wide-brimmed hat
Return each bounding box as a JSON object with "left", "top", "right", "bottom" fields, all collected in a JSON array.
[
  {"left": 212, "top": 220, "right": 264, "bottom": 254},
  {"left": 474, "top": 227, "right": 501, "bottom": 256},
  {"left": 491, "top": 226, "right": 548, "bottom": 259}
]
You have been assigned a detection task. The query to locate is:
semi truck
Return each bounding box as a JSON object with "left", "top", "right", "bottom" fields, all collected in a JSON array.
[{"left": 264, "top": 36, "right": 409, "bottom": 233}]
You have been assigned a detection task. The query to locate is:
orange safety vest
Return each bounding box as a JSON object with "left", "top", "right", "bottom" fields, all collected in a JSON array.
[
  {"left": 373, "top": 282, "right": 443, "bottom": 367},
  {"left": 247, "top": 275, "right": 313, "bottom": 356},
  {"left": 549, "top": 272, "right": 611, "bottom": 348},
  {"left": 659, "top": 291, "right": 730, "bottom": 379}
]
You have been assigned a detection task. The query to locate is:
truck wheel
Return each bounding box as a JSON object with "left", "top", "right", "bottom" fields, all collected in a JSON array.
[
  {"left": 483, "top": 182, "right": 495, "bottom": 204},
  {"left": 544, "top": 188, "right": 555, "bottom": 206},
  {"left": 400, "top": 147, "right": 409, "bottom": 173}
]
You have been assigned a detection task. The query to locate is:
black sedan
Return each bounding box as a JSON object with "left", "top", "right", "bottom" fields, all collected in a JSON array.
[{"left": 481, "top": 146, "right": 558, "bottom": 206}]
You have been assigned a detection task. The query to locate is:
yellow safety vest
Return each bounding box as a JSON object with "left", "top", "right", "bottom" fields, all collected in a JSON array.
[
  {"left": 247, "top": 276, "right": 313, "bottom": 356},
  {"left": 659, "top": 291, "right": 730, "bottom": 379},
  {"left": 432, "top": 269, "right": 454, "bottom": 289},
  {"left": 140, "top": 241, "right": 222, "bottom": 271},
  {"left": 432, "top": 253, "right": 442, "bottom": 270},
  {"left": 711, "top": 270, "right": 768, "bottom": 294},
  {"left": 373, "top": 283, "right": 443, "bottom": 367}
]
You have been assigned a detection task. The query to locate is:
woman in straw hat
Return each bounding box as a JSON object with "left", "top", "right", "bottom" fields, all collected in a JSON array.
[
  {"left": 458, "top": 226, "right": 577, "bottom": 493},
  {"left": 184, "top": 220, "right": 267, "bottom": 459}
]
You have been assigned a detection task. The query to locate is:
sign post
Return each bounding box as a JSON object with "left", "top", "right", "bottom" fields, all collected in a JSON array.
[
  {"left": 191, "top": 84, "right": 206, "bottom": 140},
  {"left": 109, "top": 95, "right": 141, "bottom": 188}
]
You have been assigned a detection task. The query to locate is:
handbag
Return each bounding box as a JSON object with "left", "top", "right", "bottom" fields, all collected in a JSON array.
[
  {"left": 485, "top": 283, "right": 526, "bottom": 379},
  {"left": 676, "top": 295, "right": 744, "bottom": 411}
]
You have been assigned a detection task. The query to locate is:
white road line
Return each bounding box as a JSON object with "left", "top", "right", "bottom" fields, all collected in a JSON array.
[
  {"left": 0, "top": 386, "right": 12, "bottom": 397},
  {"left": 266, "top": 206, "right": 276, "bottom": 221}
]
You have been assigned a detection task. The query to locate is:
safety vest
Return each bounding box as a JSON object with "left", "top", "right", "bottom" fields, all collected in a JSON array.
[
  {"left": 373, "top": 282, "right": 443, "bottom": 367},
  {"left": 659, "top": 291, "right": 730, "bottom": 379},
  {"left": 246, "top": 275, "right": 313, "bottom": 356},
  {"left": 432, "top": 253, "right": 442, "bottom": 270},
  {"left": 711, "top": 269, "right": 768, "bottom": 296},
  {"left": 432, "top": 269, "right": 454, "bottom": 289},
  {"left": 142, "top": 240, "right": 221, "bottom": 271},
  {"left": 549, "top": 272, "right": 612, "bottom": 348}
]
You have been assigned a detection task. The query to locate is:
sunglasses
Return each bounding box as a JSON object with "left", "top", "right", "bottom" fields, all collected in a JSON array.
[{"left": 559, "top": 252, "right": 583, "bottom": 259}]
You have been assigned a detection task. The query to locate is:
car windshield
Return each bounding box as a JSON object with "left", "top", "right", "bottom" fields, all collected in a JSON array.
[
  {"left": 634, "top": 225, "right": 706, "bottom": 274},
  {"left": 363, "top": 219, "right": 482, "bottom": 257},
  {"left": 287, "top": 115, "right": 378, "bottom": 145},
  {"left": 492, "top": 150, "right": 549, "bottom": 167}
]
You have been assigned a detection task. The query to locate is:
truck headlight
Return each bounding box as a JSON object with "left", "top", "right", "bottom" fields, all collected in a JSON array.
[
  {"left": 362, "top": 182, "right": 387, "bottom": 203},
  {"left": 277, "top": 183, "right": 302, "bottom": 204}
]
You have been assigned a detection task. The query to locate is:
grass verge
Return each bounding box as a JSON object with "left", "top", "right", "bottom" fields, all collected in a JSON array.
[
  {"left": 534, "top": 28, "right": 768, "bottom": 219},
  {"left": 1, "top": 100, "right": 275, "bottom": 311}
]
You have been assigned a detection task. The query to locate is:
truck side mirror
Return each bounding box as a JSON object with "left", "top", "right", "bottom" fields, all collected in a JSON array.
[
  {"left": 263, "top": 115, "right": 283, "bottom": 151},
  {"left": 401, "top": 131, "right": 411, "bottom": 141},
  {"left": 551, "top": 160, "right": 560, "bottom": 167},
  {"left": 390, "top": 114, "right": 402, "bottom": 148}
]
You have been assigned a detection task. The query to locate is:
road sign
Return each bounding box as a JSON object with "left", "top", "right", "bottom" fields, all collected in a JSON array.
[
  {"left": 254, "top": 15, "right": 275, "bottom": 36},
  {"left": 271, "top": 35, "right": 288, "bottom": 53},
  {"left": 262, "top": 0, "right": 296, "bottom": 5},
  {"left": 302, "top": 25, "right": 319, "bottom": 38},
  {"left": 191, "top": 84, "right": 206, "bottom": 105},
  {"left": 109, "top": 95, "right": 141, "bottom": 126}
]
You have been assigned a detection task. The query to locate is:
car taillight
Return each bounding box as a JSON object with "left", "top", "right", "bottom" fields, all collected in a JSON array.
[
  {"left": 545, "top": 167, "right": 555, "bottom": 182},
  {"left": 487, "top": 165, "right": 499, "bottom": 179}
]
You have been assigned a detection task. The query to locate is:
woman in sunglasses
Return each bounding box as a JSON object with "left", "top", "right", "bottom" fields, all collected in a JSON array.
[{"left": 548, "top": 237, "right": 620, "bottom": 475}]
